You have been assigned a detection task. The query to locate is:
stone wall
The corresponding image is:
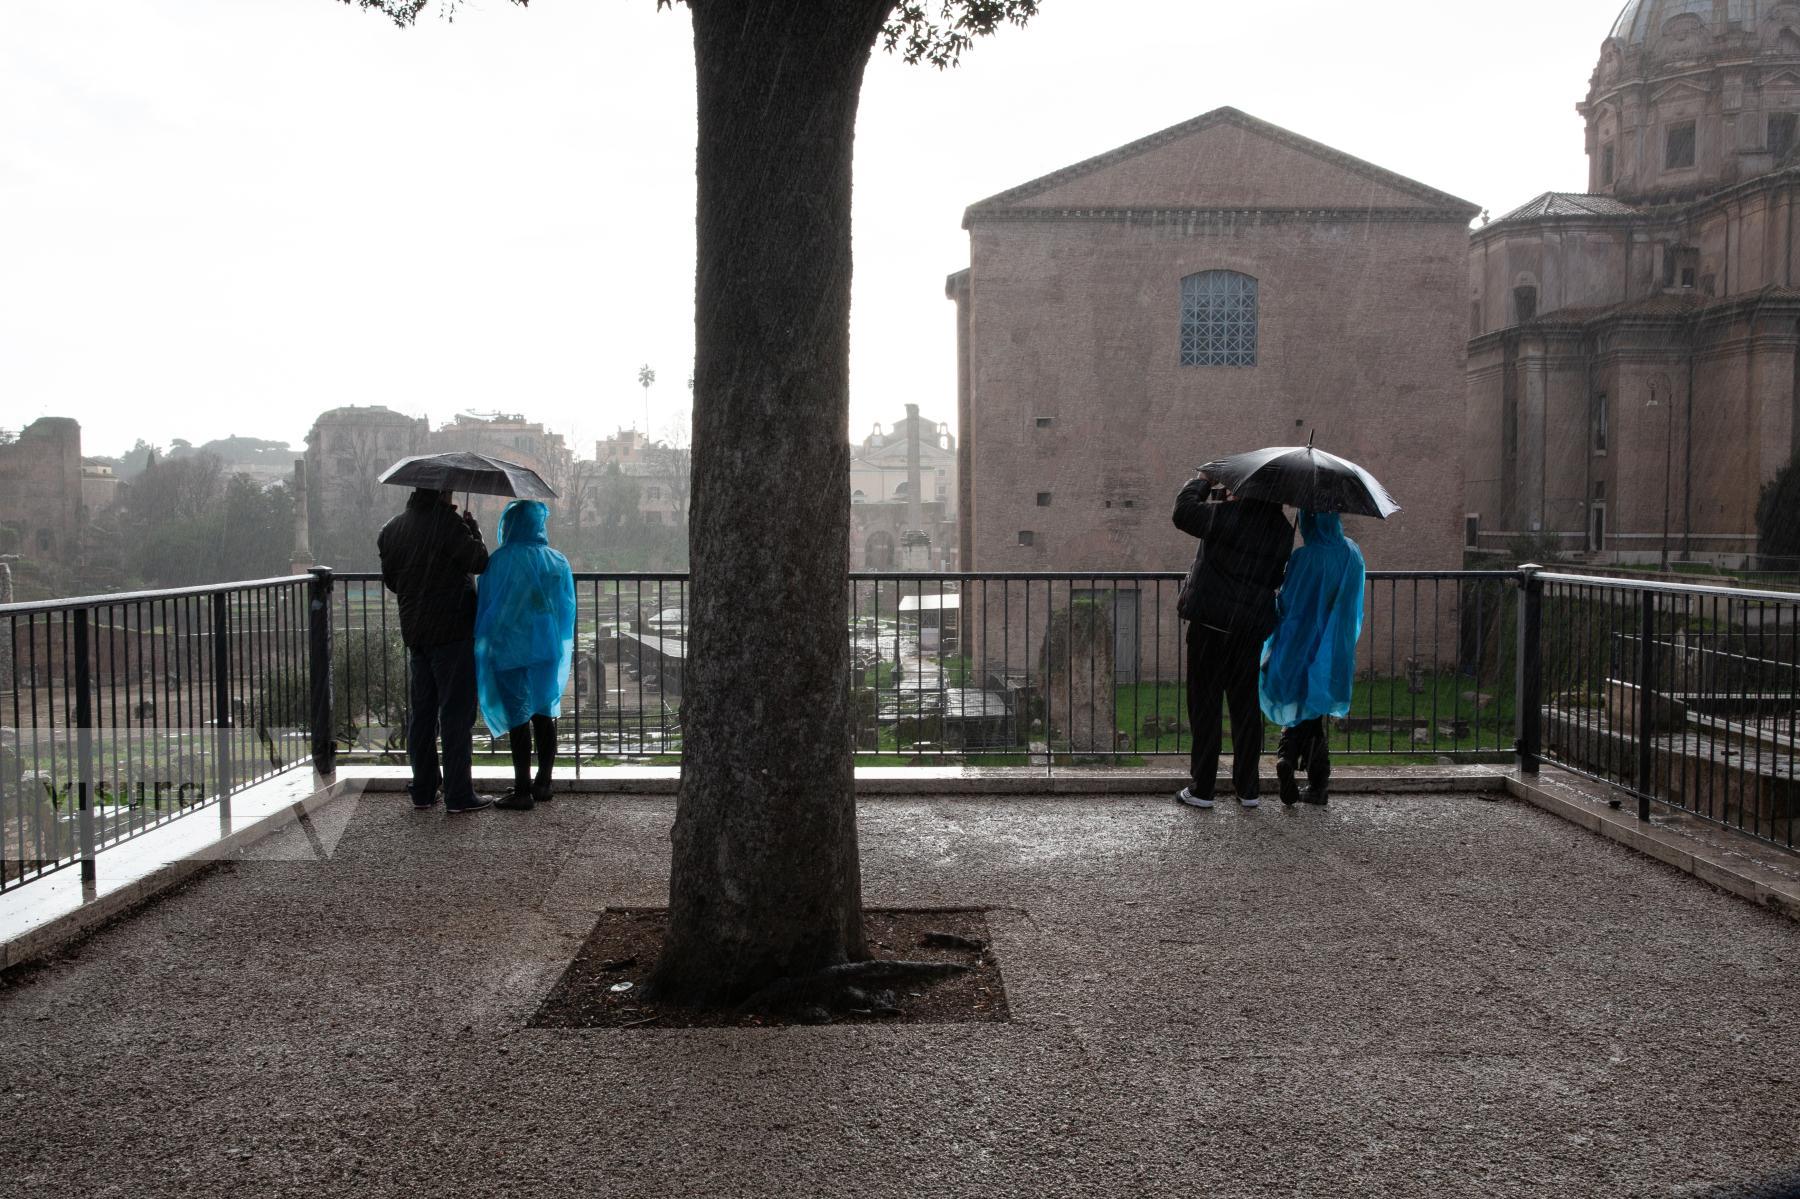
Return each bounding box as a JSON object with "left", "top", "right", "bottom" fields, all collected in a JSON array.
[{"left": 0, "top": 417, "right": 83, "bottom": 571}]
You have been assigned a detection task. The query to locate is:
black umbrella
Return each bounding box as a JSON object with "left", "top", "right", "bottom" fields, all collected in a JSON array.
[
  {"left": 1199, "top": 438, "right": 1399, "bottom": 518},
  {"left": 378, "top": 452, "right": 558, "bottom": 499}
]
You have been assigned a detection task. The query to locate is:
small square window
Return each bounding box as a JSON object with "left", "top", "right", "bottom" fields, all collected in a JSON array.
[
  {"left": 1035, "top": 418, "right": 1053, "bottom": 429},
  {"left": 1017, "top": 530, "right": 1035, "bottom": 547},
  {"left": 1666, "top": 121, "right": 1696, "bottom": 170},
  {"left": 1121, "top": 499, "right": 1136, "bottom": 509},
  {"left": 1036, "top": 492, "right": 1052, "bottom": 506}
]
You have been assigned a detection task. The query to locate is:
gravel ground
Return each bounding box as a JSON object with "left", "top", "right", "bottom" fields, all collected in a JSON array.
[{"left": 1, "top": 788, "right": 1798, "bottom": 1198}]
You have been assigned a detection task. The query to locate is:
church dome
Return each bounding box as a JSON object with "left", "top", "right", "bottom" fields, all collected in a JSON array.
[
  {"left": 1608, "top": 0, "right": 1762, "bottom": 47},
  {"left": 1588, "top": 0, "right": 1800, "bottom": 200}
]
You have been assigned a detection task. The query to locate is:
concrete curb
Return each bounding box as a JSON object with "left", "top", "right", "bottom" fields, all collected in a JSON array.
[
  {"left": 0, "top": 774, "right": 349, "bottom": 973},
  {"left": 1504, "top": 772, "right": 1800, "bottom": 922},
  {"left": 346, "top": 768, "right": 1511, "bottom": 797}
]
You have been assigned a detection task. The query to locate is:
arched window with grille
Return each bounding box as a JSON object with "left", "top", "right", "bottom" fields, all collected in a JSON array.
[{"left": 1180, "top": 270, "right": 1259, "bottom": 367}]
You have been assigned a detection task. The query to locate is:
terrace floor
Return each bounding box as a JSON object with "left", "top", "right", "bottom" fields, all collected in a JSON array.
[{"left": 2, "top": 782, "right": 1798, "bottom": 1197}]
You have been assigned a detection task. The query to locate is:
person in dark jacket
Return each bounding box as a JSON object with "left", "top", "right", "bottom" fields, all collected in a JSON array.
[
  {"left": 378, "top": 488, "right": 493, "bottom": 814},
  {"left": 1172, "top": 476, "right": 1294, "bottom": 809}
]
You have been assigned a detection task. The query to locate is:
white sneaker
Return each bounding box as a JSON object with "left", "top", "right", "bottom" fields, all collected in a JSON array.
[
  {"left": 1238, "top": 795, "right": 1260, "bottom": 809},
  {"left": 1176, "top": 787, "right": 1215, "bottom": 809}
]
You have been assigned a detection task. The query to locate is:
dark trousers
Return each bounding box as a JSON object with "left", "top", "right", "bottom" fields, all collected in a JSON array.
[
  {"left": 1278, "top": 717, "right": 1331, "bottom": 793},
  {"left": 510, "top": 715, "right": 556, "bottom": 791},
  {"left": 407, "top": 639, "right": 477, "bottom": 807},
  {"left": 1185, "top": 624, "right": 1263, "bottom": 800}
]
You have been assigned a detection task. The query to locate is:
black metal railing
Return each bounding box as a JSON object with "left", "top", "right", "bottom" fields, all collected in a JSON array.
[
  {"left": 328, "top": 569, "right": 1522, "bottom": 769},
  {"left": 0, "top": 573, "right": 324, "bottom": 892},
  {"left": 5, "top": 565, "right": 1794, "bottom": 893},
  {"left": 325, "top": 573, "right": 694, "bottom": 764},
  {"left": 1532, "top": 570, "right": 1799, "bottom": 849}
]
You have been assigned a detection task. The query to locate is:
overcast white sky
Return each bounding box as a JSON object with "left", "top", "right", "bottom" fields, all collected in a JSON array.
[{"left": 2, "top": 0, "right": 1626, "bottom": 460}]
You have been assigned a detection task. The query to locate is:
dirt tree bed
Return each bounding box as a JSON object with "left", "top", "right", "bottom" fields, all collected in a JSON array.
[{"left": 532, "top": 907, "right": 1009, "bottom": 1029}]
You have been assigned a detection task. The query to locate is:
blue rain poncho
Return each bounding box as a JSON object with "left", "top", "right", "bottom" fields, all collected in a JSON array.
[
  {"left": 474, "top": 501, "right": 577, "bottom": 735},
  {"left": 1259, "top": 511, "right": 1366, "bottom": 727}
]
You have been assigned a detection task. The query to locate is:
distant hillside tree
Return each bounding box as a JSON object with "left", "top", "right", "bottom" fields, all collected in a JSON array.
[
  {"left": 109, "top": 456, "right": 295, "bottom": 586},
  {"left": 114, "top": 439, "right": 159, "bottom": 480}
]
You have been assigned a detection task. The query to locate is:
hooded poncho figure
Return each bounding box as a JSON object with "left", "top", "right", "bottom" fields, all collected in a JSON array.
[
  {"left": 474, "top": 500, "right": 577, "bottom": 809},
  {"left": 1259, "top": 510, "right": 1365, "bottom": 806}
]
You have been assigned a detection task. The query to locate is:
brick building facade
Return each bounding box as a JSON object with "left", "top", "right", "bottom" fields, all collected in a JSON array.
[
  {"left": 950, "top": 107, "right": 1475, "bottom": 578},
  {"left": 1467, "top": 0, "right": 1800, "bottom": 564}
]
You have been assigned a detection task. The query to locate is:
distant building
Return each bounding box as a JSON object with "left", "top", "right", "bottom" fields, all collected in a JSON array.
[
  {"left": 0, "top": 417, "right": 85, "bottom": 569},
  {"left": 950, "top": 107, "right": 1474, "bottom": 580},
  {"left": 433, "top": 413, "right": 573, "bottom": 526},
  {"left": 851, "top": 408, "right": 957, "bottom": 515},
  {"left": 80, "top": 459, "right": 120, "bottom": 513},
  {"left": 302, "top": 405, "right": 430, "bottom": 539},
  {"left": 595, "top": 428, "right": 689, "bottom": 527},
  {"left": 850, "top": 405, "right": 957, "bottom": 570},
  {"left": 432, "top": 413, "right": 569, "bottom": 478},
  {"left": 1466, "top": 0, "right": 1800, "bottom": 564}
]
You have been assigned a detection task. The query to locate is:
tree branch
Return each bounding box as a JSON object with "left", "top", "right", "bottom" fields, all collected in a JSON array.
[
  {"left": 655, "top": 0, "right": 1038, "bottom": 68},
  {"left": 340, "top": 0, "right": 526, "bottom": 28}
]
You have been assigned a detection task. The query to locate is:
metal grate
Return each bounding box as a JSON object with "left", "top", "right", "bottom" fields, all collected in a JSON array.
[{"left": 1179, "top": 270, "right": 1258, "bottom": 367}]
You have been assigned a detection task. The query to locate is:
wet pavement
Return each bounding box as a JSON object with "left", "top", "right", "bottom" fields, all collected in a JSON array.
[{"left": 2, "top": 788, "right": 1798, "bottom": 1197}]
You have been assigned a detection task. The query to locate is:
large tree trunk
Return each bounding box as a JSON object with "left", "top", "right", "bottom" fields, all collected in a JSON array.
[{"left": 646, "top": 0, "right": 895, "bottom": 1009}]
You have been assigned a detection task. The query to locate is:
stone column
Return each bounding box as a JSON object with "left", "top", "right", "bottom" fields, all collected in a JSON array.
[
  {"left": 899, "top": 403, "right": 930, "bottom": 570},
  {"left": 290, "top": 458, "right": 315, "bottom": 574}
]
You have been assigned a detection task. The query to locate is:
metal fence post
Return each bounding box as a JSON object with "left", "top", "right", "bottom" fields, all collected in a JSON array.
[
  {"left": 1515, "top": 565, "right": 1543, "bottom": 776},
  {"left": 73, "top": 607, "right": 96, "bottom": 883},
  {"left": 1635, "top": 588, "right": 1655, "bottom": 823},
  {"left": 212, "top": 591, "right": 233, "bottom": 830},
  {"left": 308, "top": 567, "right": 336, "bottom": 777}
]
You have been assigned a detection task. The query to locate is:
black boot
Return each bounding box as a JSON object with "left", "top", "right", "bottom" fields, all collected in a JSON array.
[
  {"left": 531, "top": 715, "right": 556, "bottom": 803},
  {"left": 1275, "top": 755, "right": 1301, "bottom": 805},
  {"left": 1302, "top": 730, "right": 1330, "bottom": 805},
  {"left": 1275, "top": 725, "right": 1303, "bottom": 806},
  {"left": 502, "top": 720, "right": 540, "bottom": 809},
  {"left": 495, "top": 786, "right": 535, "bottom": 811}
]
